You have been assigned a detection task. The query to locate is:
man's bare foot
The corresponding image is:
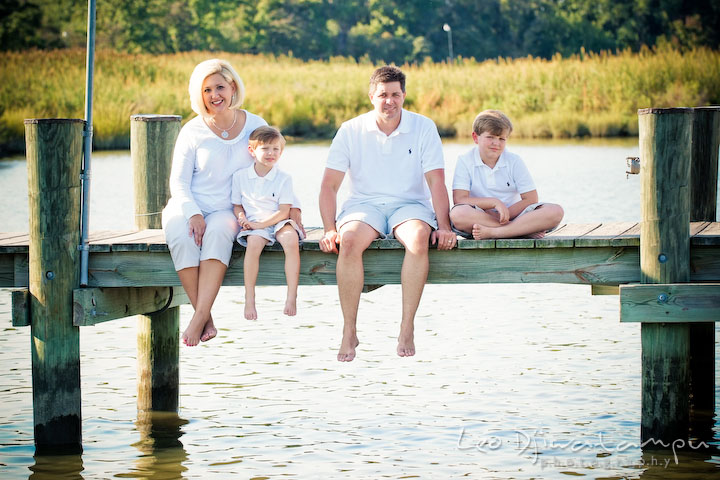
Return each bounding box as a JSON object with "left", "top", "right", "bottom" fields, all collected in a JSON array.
[
  {"left": 471, "top": 223, "right": 494, "bottom": 240},
  {"left": 244, "top": 298, "right": 257, "bottom": 320},
  {"left": 181, "top": 312, "right": 208, "bottom": 347},
  {"left": 337, "top": 334, "right": 360, "bottom": 362},
  {"left": 397, "top": 333, "right": 415, "bottom": 357},
  {"left": 284, "top": 296, "right": 297, "bottom": 316},
  {"left": 200, "top": 318, "right": 217, "bottom": 342}
]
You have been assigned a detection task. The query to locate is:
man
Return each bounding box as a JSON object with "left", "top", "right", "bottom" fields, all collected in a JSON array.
[{"left": 319, "top": 65, "right": 456, "bottom": 362}]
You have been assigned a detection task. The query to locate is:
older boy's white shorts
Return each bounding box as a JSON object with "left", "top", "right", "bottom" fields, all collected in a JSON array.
[
  {"left": 450, "top": 202, "right": 549, "bottom": 237},
  {"left": 237, "top": 219, "right": 305, "bottom": 247},
  {"left": 337, "top": 200, "right": 438, "bottom": 238},
  {"left": 162, "top": 206, "right": 240, "bottom": 271}
]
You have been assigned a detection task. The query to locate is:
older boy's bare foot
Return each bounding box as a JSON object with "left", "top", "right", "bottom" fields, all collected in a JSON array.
[
  {"left": 471, "top": 223, "right": 494, "bottom": 240},
  {"left": 182, "top": 313, "right": 207, "bottom": 347},
  {"left": 244, "top": 300, "right": 257, "bottom": 320},
  {"left": 200, "top": 318, "right": 217, "bottom": 342},
  {"left": 525, "top": 231, "right": 546, "bottom": 239},
  {"left": 337, "top": 334, "right": 360, "bottom": 362},
  {"left": 397, "top": 332, "right": 415, "bottom": 357},
  {"left": 284, "top": 296, "right": 297, "bottom": 316}
]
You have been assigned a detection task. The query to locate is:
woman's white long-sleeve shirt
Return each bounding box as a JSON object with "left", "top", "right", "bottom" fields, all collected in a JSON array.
[{"left": 167, "top": 111, "right": 268, "bottom": 219}]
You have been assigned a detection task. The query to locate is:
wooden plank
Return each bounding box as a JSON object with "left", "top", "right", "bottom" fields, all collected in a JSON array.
[
  {"left": 575, "top": 222, "right": 637, "bottom": 247},
  {"left": 690, "top": 221, "right": 711, "bottom": 236},
  {"left": 620, "top": 283, "right": 720, "bottom": 323},
  {"left": 495, "top": 238, "right": 535, "bottom": 248},
  {"left": 72, "top": 286, "right": 190, "bottom": 326},
  {"left": 693, "top": 222, "right": 720, "bottom": 246},
  {"left": 611, "top": 223, "right": 641, "bottom": 247},
  {"left": 0, "top": 232, "right": 30, "bottom": 245},
  {"left": 535, "top": 223, "right": 601, "bottom": 248},
  {"left": 591, "top": 285, "right": 619, "bottom": 295},
  {"left": 11, "top": 289, "right": 30, "bottom": 326},
  {"left": 0, "top": 255, "right": 13, "bottom": 287},
  {"left": 14, "top": 254, "right": 28, "bottom": 287}
]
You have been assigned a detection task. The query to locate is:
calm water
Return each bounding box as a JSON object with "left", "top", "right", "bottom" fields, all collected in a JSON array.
[{"left": 1, "top": 141, "right": 718, "bottom": 479}]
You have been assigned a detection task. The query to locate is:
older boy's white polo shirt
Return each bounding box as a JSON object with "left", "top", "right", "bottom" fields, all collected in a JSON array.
[
  {"left": 452, "top": 147, "right": 536, "bottom": 207},
  {"left": 326, "top": 109, "right": 444, "bottom": 210},
  {"left": 230, "top": 165, "right": 295, "bottom": 221}
]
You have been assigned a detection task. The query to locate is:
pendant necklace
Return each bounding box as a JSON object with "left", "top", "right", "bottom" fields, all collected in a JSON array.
[{"left": 212, "top": 111, "right": 237, "bottom": 139}]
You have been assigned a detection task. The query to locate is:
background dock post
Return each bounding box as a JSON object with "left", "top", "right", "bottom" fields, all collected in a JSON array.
[
  {"left": 25, "top": 118, "right": 84, "bottom": 454},
  {"left": 688, "top": 106, "right": 719, "bottom": 439},
  {"left": 131, "top": 114, "right": 182, "bottom": 413},
  {"left": 638, "top": 108, "right": 694, "bottom": 445}
]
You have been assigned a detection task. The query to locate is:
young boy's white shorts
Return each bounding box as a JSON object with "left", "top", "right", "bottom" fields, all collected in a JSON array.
[
  {"left": 236, "top": 219, "right": 305, "bottom": 247},
  {"left": 337, "top": 200, "right": 438, "bottom": 238},
  {"left": 162, "top": 207, "right": 240, "bottom": 271}
]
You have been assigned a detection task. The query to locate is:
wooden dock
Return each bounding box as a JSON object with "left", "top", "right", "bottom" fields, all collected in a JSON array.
[{"left": 8, "top": 109, "right": 720, "bottom": 455}]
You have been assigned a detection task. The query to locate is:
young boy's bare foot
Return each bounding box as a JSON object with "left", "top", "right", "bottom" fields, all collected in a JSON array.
[
  {"left": 283, "top": 295, "right": 297, "bottom": 316},
  {"left": 337, "top": 334, "right": 360, "bottom": 362},
  {"left": 182, "top": 313, "right": 208, "bottom": 347},
  {"left": 397, "top": 332, "right": 415, "bottom": 357},
  {"left": 471, "top": 223, "right": 494, "bottom": 240},
  {"left": 244, "top": 298, "right": 257, "bottom": 320},
  {"left": 200, "top": 318, "right": 217, "bottom": 342}
]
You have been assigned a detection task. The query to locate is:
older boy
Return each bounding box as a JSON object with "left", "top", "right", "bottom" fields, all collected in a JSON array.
[
  {"left": 450, "top": 110, "right": 563, "bottom": 239},
  {"left": 319, "top": 65, "right": 456, "bottom": 362}
]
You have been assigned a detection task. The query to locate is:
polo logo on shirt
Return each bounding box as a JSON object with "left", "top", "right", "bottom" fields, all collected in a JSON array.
[{"left": 408, "top": 148, "right": 412, "bottom": 155}]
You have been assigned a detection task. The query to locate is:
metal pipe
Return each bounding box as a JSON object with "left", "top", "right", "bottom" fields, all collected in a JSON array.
[{"left": 80, "top": 0, "right": 96, "bottom": 286}]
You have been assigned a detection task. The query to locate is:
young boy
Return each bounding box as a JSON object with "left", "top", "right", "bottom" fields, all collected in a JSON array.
[
  {"left": 231, "top": 126, "right": 304, "bottom": 320},
  {"left": 450, "top": 110, "right": 563, "bottom": 239}
]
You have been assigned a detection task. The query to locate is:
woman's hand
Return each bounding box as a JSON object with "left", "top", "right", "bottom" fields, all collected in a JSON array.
[{"left": 188, "top": 214, "right": 206, "bottom": 246}]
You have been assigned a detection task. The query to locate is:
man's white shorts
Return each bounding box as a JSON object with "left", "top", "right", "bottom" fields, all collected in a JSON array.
[{"left": 337, "top": 200, "right": 437, "bottom": 238}]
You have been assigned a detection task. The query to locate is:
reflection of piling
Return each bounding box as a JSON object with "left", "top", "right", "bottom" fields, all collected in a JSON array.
[
  {"left": 132, "top": 115, "right": 181, "bottom": 413},
  {"left": 688, "top": 106, "right": 719, "bottom": 436},
  {"left": 25, "top": 118, "right": 84, "bottom": 454},
  {"left": 638, "top": 108, "right": 693, "bottom": 444}
]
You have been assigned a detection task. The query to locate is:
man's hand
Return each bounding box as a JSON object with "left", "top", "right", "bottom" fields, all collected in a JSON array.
[
  {"left": 320, "top": 230, "right": 340, "bottom": 254},
  {"left": 431, "top": 228, "right": 457, "bottom": 250}
]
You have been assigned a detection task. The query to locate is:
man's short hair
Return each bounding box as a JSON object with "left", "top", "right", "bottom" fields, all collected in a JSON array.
[
  {"left": 472, "top": 110, "right": 513, "bottom": 136},
  {"left": 249, "top": 125, "right": 286, "bottom": 148},
  {"left": 369, "top": 65, "right": 406, "bottom": 94}
]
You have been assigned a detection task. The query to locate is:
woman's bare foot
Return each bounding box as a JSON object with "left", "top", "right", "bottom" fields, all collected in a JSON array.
[
  {"left": 337, "top": 334, "right": 360, "bottom": 362},
  {"left": 397, "top": 332, "right": 415, "bottom": 357},
  {"left": 284, "top": 295, "right": 297, "bottom": 316},
  {"left": 244, "top": 297, "right": 257, "bottom": 320},
  {"left": 200, "top": 317, "right": 217, "bottom": 342},
  {"left": 182, "top": 312, "right": 208, "bottom": 347}
]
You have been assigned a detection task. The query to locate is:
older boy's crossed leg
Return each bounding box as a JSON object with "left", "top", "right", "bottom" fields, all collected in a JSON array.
[
  {"left": 450, "top": 204, "right": 503, "bottom": 234},
  {"left": 393, "top": 220, "right": 431, "bottom": 358},
  {"left": 472, "top": 204, "right": 564, "bottom": 239},
  {"left": 335, "top": 221, "right": 379, "bottom": 362},
  {"left": 276, "top": 224, "right": 300, "bottom": 316},
  {"left": 243, "top": 235, "right": 269, "bottom": 320}
]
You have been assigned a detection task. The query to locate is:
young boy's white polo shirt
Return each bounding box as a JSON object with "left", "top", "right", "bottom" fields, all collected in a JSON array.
[
  {"left": 326, "top": 109, "right": 444, "bottom": 211},
  {"left": 231, "top": 165, "right": 296, "bottom": 221},
  {"left": 452, "top": 147, "right": 536, "bottom": 207}
]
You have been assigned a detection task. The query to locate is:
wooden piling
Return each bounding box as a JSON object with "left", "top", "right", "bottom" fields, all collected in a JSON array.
[
  {"left": 131, "top": 115, "right": 181, "bottom": 413},
  {"left": 688, "top": 106, "right": 719, "bottom": 437},
  {"left": 638, "top": 108, "right": 693, "bottom": 445},
  {"left": 25, "top": 118, "right": 84, "bottom": 454}
]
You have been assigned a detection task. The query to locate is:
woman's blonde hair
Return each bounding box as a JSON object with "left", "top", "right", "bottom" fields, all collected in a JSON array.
[{"left": 188, "top": 59, "right": 245, "bottom": 117}]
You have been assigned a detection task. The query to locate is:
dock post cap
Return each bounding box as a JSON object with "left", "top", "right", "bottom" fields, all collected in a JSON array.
[
  {"left": 24, "top": 118, "right": 85, "bottom": 125},
  {"left": 637, "top": 107, "right": 694, "bottom": 115},
  {"left": 131, "top": 114, "right": 182, "bottom": 122}
]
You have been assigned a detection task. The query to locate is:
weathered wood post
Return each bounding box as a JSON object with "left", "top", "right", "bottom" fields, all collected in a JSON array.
[
  {"left": 688, "top": 106, "right": 719, "bottom": 435},
  {"left": 25, "top": 118, "right": 84, "bottom": 454},
  {"left": 638, "top": 108, "right": 694, "bottom": 445},
  {"left": 131, "top": 114, "right": 182, "bottom": 413}
]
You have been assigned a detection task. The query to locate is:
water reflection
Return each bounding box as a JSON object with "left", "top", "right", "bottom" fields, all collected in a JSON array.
[
  {"left": 638, "top": 448, "right": 720, "bottom": 478},
  {"left": 129, "top": 411, "right": 189, "bottom": 479},
  {"left": 29, "top": 453, "right": 84, "bottom": 479}
]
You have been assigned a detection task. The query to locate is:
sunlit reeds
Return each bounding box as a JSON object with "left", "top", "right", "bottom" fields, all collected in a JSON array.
[{"left": 1, "top": 46, "right": 718, "bottom": 154}]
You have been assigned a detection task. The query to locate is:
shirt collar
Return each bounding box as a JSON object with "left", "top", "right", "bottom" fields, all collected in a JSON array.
[
  {"left": 248, "top": 165, "right": 278, "bottom": 180},
  {"left": 473, "top": 148, "right": 507, "bottom": 171},
  {"left": 364, "top": 109, "right": 409, "bottom": 136}
]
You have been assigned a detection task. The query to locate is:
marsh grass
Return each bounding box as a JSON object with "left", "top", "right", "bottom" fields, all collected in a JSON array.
[{"left": 1, "top": 47, "right": 718, "bottom": 155}]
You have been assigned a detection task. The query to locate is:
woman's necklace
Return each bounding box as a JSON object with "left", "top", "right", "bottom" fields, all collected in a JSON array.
[{"left": 211, "top": 111, "right": 237, "bottom": 139}]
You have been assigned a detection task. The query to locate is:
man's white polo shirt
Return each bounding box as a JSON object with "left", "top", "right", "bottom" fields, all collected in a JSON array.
[
  {"left": 452, "top": 147, "right": 536, "bottom": 207},
  {"left": 326, "top": 109, "right": 444, "bottom": 210}
]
